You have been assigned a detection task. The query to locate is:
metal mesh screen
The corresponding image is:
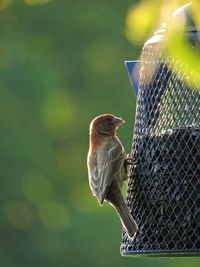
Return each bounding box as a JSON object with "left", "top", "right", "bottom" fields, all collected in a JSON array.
[{"left": 121, "top": 39, "right": 200, "bottom": 256}]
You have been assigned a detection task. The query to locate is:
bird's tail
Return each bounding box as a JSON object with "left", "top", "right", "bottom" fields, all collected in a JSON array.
[{"left": 106, "top": 182, "right": 138, "bottom": 239}]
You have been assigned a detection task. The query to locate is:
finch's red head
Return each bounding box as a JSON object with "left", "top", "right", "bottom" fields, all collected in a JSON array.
[{"left": 89, "top": 114, "right": 125, "bottom": 137}]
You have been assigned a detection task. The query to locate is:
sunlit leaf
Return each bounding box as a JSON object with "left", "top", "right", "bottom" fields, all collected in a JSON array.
[{"left": 125, "top": 0, "right": 161, "bottom": 44}]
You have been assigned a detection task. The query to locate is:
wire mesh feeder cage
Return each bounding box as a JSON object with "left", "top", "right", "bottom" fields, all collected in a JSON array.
[{"left": 121, "top": 3, "right": 200, "bottom": 257}]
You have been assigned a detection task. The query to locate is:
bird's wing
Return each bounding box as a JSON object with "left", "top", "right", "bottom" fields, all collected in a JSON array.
[
  {"left": 96, "top": 137, "right": 125, "bottom": 204},
  {"left": 88, "top": 154, "right": 99, "bottom": 197}
]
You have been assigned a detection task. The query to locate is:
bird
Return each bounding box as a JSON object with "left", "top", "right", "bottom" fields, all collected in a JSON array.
[{"left": 87, "top": 114, "right": 138, "bottom": 238}]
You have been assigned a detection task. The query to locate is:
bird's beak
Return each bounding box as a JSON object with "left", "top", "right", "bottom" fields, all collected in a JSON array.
[{"left": 114, "top": 117, "right": 126, "bottom": 126}]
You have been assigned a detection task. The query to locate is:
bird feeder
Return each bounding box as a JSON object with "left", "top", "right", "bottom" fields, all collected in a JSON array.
[{"left": 121, "top": 3, "right": 200, "bottom": 257}]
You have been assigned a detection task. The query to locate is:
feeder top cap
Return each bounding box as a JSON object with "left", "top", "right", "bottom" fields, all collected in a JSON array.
[{"left": 156, "top": 2, "right": 199, "bottom": 34}]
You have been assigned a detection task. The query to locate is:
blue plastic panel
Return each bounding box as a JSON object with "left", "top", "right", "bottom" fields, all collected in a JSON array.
[{"left": 125, "top": 60, "right": 141, "bottom": 97}]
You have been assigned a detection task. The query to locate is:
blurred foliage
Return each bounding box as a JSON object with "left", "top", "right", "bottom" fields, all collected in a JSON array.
[
  {"left": 126, "top": 0, "right": 200, "bottom": 90},
  {"left": 0, "top": 0, "right": 200, "bottom": 267}
]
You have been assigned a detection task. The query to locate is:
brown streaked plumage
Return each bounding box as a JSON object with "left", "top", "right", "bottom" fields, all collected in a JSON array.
[{"left": 87, "top": 114, "right": 138, "bottom": 238}]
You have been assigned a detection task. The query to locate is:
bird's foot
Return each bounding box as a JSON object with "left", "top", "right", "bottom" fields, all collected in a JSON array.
[{"left": 125, "top": 154, "right": 136, "bottom": 165}]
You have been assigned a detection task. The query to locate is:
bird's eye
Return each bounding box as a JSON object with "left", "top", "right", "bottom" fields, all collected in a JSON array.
[{"left": 106, "top": 117, "right": 112, "bottom": 122}]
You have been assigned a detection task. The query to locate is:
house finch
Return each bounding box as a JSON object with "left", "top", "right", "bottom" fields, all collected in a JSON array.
[{"left": 87, "top": 114, "right": 138, "bottom": 238}]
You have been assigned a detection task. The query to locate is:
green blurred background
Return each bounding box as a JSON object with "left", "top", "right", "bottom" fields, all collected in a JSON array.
[{"left": 0, "top": 0, "right": 200, "bottom": 266}]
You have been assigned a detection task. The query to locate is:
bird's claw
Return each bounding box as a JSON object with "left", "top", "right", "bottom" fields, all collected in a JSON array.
[{"left": 126, "top": 154, "right": 135, "bottom": 165}]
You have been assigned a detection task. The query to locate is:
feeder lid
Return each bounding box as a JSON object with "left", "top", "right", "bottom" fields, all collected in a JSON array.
[{"left": 146, "top": 2, "right": 200, "bottom": 45}]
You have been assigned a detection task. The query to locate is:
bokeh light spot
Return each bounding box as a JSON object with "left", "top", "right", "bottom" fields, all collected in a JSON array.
[
  {"left": 71, "top": 183, "right": 109, "bottom": 214},
  {"left": 22, "top": 172, "right": 52, "bottom": 205},
  {"left": 39, "top": 202, "right": 70, "bottom": 231},
  {"left": 24, "top": 0, "right": 51, "bottom": 5},
  {"left": 0, "top": 0, "right": 12, "bottom": 10},
  {"left": 43, "top": 91, "right": 75, "bottom": 134},
  {"left": 5, "top": 201, "right": 34, "bottom": 231},
  {"left": 0, "top": 43, "right": 28, "bottom": 70}
]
